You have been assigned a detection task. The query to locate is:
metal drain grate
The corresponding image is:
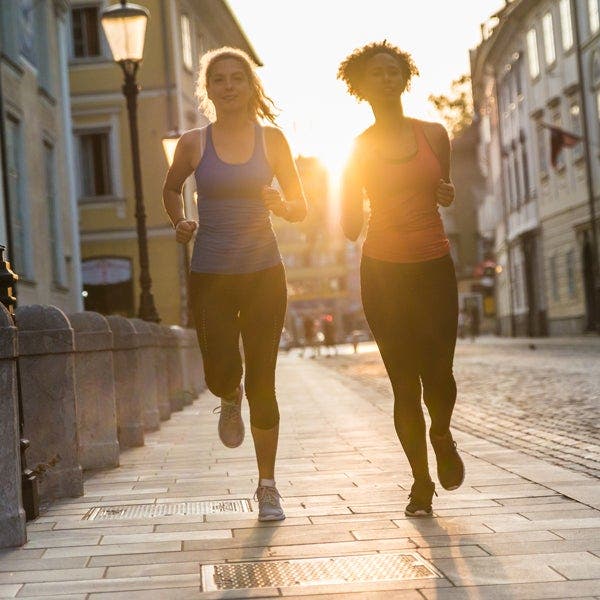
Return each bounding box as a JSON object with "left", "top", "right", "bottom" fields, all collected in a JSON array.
[
  {"left": 201, "top": 552, "right": 441, "bottom": 591},
  {"left": 83, "top": 499, "right": 252, "bottom": 520}
]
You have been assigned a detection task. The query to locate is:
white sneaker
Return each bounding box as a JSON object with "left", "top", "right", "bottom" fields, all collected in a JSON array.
[
  {"left": 255, "top": 484, "right": 285, "bottom": 521},
  {"left": 214, "top": 384, "right": 244, "bottom": 448}
]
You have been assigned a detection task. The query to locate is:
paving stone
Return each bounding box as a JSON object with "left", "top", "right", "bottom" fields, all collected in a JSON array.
[
  {"left": 277, "top": 578, "right": 453, "bottom": 596},
  {"left": 88, "top": 590, "right": 213, "bottom": 600},
  {"left": 99, "top": 530, "right": 232, "bottom": 544},
  {"left": 480, "top": 538, "right": 600, "bottom": 556},
  {"left": 105, "top": 561, "right": 200, "bottom": 578},
  {"left": 266, "top": 538, "right": 416, "bottom": 558},
  {"left": 431, "top": 554, "right": 566, "bottom": 585},
  {"left": 16, "top": 574, "right": 200, "bottom": 596},
  {"left": 22, "top": 534, "right": 102, "bottom": 548},
  {"left": 419, "top": 579, "right": 600, "bottom": 599},
  {"left": 271, "top": 591, "right": 422, "bottom": 600},
  {"left": 552, "top": 527, "right": 600, "bottom": 540},
  {"left": 0, "top": 584, "right": 21, "bottom": 597},
  {"left": 0, "top": 567, "right": 105, "bottom": 583},
  {"left": 518, "top": 508, "right": 600, "bottom": 520},
  {"left": 183, "top": 529, "right": 354, "bottom": 550},
  {"left": 42, "top": 541, "right": 181, "bottom": 558},
  {"left": 0, "top": 549, "right": 44, "bottom": 560},
  {"left": 0, "top": 557, "right": 88, "bottom": 573}
]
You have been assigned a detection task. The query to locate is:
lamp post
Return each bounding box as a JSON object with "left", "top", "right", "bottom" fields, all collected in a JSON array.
[
  {"left": 101, "top": 1, "right": 160, "bottom": 322},
  {"left": 161, "top": 130, "right": 193, "bottom": 327}
]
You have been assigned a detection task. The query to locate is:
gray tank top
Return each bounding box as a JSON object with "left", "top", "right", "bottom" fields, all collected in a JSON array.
[{"left": 190, "top": 123, "right": 282, "bottom": 274}]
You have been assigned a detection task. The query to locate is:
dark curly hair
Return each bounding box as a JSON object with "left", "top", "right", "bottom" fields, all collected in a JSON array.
[{"left": 337, "top": 40, "right": 419, "bottom": 101}]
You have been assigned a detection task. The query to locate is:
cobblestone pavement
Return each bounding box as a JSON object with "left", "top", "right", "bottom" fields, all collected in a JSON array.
[{"left": 317, "top": 336, "right": 600, "bottom": 479}]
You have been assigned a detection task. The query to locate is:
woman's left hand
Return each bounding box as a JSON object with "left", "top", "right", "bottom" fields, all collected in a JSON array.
[
  {"left": 262, "top": 185, "right": 289, "bottom": 218},
  {"left": 436, "top": 179, "right": 455, "bottom": 207}
]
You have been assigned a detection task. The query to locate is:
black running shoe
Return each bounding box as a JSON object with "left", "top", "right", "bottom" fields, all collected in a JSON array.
[
  {"left": 405, "top": 479, "right": 436, "bottom": 517},
  {"left": 430, "top": 430, "right": 465, "bottom": 491}
]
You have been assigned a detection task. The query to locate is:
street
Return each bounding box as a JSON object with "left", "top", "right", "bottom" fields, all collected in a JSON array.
[
  {"left": 317, "top": 336, "right": 600, "bottom": 479},
  {"left": 1, "top": 337, "right": 599, "bottom": 598}
]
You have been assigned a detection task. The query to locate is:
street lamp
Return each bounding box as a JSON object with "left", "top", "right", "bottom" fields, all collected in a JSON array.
[
  {"left": 161, "top": 130, "right": 193, "bottom": 327},
  {"left": 161, "top": 130, "right": 181, "bottom": 169},
  {"left": 101, "top": 1, "right": 160, "bottom": 322}
]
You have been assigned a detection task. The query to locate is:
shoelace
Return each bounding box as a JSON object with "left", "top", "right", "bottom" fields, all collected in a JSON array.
[
  {"left": 254, "top": 485, "right": 282, "bottom": 506},
  {"left": 212, "top": 398, "right": 241, "bottom": 421},
  {"left": 408, "top": 484, "right": 438, "bottom": 501}
]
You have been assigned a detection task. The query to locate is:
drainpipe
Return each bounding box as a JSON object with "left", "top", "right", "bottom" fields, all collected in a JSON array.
[{"left": 571, "top": 0, "right": 599, "bottom": 332}]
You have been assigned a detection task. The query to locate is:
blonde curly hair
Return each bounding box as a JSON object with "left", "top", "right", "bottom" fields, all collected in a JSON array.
[
  {"left": 337, "top": 40, "right": 419, "bottom": 101},
  {"left": 195, "top": 47, "right": 278, "bottom": 124}
]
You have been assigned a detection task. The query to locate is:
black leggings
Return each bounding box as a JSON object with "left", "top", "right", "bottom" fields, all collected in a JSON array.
[
  {"left": 189, "top": 262, "right": 287, "bottom": 430},
  {"left": 360, "top": 254, "right": 458, "bottom": 481}
]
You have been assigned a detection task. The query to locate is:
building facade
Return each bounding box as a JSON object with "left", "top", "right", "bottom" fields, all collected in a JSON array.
[
  {"left": 69, "top": 0, "right": 259, "bottom": 325},
  {"left": 471, "top": 0, "right": 600, "bottom": 335},
  {"left": 1, "top": 0, "right": 82, "bottom": 312}
]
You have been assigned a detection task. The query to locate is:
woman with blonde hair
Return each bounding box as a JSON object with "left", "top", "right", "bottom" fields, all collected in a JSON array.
[
  {"left": 162, "top": 47, "right": 307, "bottom": 521},
  {"left": 338, "top": 41, "right": 463, "bottom": 517}
]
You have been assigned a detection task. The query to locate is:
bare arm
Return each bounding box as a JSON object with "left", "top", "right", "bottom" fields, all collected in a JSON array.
[
  {"left": 423, "top": 121, "right": 456, "bottom": 207},
  {"left": 263, "top": 127, "right": 307, "bottom": 222},
  {"left": 340, "top": 141, "right": 365, "bottom": 241},
  {"left": 162, "top": 130, "right": 199, "bottom": 242}
]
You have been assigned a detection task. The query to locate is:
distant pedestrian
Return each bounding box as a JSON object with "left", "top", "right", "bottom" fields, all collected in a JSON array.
[
  {"left": 351, "top": 330, "right": 361, "bottom": 353},
  {"left": 457, "top": 308, "right": 469, "bottom": 339},
  {"left": 162, "top": 47, "right": 307, "bottom": 521},
  {"left": 302, "top": 314, "right": 319, "bottom": 359},
  {"left": 469, "top": 305, "right": 479, "bottom": 340},
  {"left": 321, "top": 314, "right": 338, "bottom": 356},
  {"left": 338, "top": 41, "right": 465, "bottom": 517}
]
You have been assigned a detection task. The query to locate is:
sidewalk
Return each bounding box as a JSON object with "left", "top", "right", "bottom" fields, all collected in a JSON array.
[{"left": 1, "top": 353, "right": 599, "bottom": 599}]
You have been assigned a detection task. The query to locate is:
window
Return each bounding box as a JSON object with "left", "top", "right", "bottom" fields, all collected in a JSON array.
[
  {"left": 527, "top": 28, "right": 540, "bottom": 78},
  {"left": 513, "top": 152, "right": 522, "bottom": 207},
  {"left": 566, "top": 250, "right": 576, "bottom": 298},
  {"left": 542, "top": 13, "right": 556, "bottom": 65},
  {"left": 536, "top": 121, "right": 548, "bottom": 174},
  {"left": 569, "top": 101, "right": 584, "bottom": 161},
  {"left": 4, "top": 116, "right": 32, "bottom": 277},
  {"left": 596, "top": 91, "right": 600, "bottom": 142},
  {"left": 44, "top": 142, "right": 66, "bottom": 286},
  {"left": 78, "top": 131, "right": 113, "bottom": 197},
  {"left": 593, "top": 52, "right": 600, "bottom": 86},
  {"left": 501, "top": 156, "right": 511, "bottom": 213},
  {"left": 71, "top": 6, "right": 101, "bottom": 58},
  {"left": 19, "top": 0, "right": 51, "bottom": 91},
  {"left": 589, "top": 0, "right": 600, "bottom": 34},
  {"left": 19, "top": 0, "right": 36, "bottom": 65},
  {"left": 181, "top": 14, "right": 193, "bottom": 70},
  {"left": 550, "top": 255, "right": 559, "bottom": 301},
  {"left": 560, "top": 0, "right": 574, "bottom": 50}
]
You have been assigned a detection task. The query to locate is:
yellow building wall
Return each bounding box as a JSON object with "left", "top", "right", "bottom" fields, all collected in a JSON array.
[{"left": 81, "top": 235, "right": 183, "bottom": 326}]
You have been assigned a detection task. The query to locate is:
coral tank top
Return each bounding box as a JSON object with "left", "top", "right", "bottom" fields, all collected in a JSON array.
[{"left": 362, "top": 120, "right": 450, "bottom": 263}]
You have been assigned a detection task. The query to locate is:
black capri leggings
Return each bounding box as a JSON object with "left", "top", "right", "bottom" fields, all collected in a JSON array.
[
  {"left": 189, "top": 262, "right": 287, "bottom": 430},
  {"left": 360, "top": 253, "right": 458, "bottom": 481}
]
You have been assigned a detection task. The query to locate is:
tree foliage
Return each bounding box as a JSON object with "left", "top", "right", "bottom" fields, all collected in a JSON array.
[{"left": 428, "top": 74, "right": 474, "bottom": 138}]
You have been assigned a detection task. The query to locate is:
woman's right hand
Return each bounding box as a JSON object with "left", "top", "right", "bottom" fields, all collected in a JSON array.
[{"left": 175, "top": 219, "right": 198, "bottom": 244}]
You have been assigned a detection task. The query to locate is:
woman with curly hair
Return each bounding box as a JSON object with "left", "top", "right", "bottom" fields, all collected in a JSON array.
[
  {"left": 162, "top": 47, "right": 307, "bottom": 521},
  {"left": 338, "top": 41, "right": 464, "bottom": 517}
]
